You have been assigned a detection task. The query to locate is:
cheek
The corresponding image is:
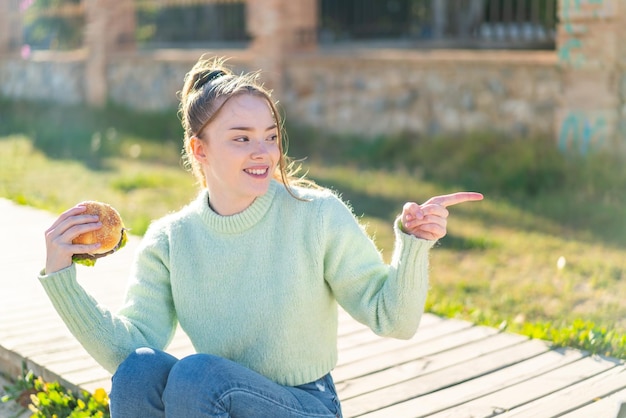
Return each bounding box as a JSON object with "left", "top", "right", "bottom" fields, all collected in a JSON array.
[{"left": 271, "top": 144, "right": 281, "bottom": 161}]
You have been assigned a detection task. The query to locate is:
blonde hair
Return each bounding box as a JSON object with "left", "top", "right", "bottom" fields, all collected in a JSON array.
[{"left": 179, "top": 56, "right": 314, "bottom": 195}]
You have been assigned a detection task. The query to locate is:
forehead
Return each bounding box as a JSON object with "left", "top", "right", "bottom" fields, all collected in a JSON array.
[{"left": 213, "top": 94, "right": 275, "bottom": 127}]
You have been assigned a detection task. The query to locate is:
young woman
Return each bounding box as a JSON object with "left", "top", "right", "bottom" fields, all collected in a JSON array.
[{"left": 41, "top": 57, "right": 482, "bottom": 417}]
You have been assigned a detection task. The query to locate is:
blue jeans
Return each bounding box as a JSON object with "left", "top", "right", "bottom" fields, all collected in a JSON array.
[{"left": 109, "top": 347, "right": 343, "bottom": 418}]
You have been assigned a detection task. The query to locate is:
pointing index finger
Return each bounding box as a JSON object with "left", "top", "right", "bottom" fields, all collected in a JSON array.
[{"left": 425, "top": 192, "right": 484, "bottom": 208}]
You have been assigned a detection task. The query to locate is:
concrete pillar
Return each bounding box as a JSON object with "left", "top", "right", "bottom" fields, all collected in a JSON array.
[
  {"left": 84, "top": 0, "right": 135, "bottom": 106},
  {"left": 0, "top": 0, "right": 23, "bottom": 54},
  {"left": 556, "top": 0, "right": 625, "bottom": 154},
  {"left": 246, "top": 0, "right": 317, "bottom": 97}
]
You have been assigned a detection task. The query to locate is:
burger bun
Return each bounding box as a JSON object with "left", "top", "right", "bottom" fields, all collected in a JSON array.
[{"left": 72, "top": 201, "right": 125, "bottom": 254}]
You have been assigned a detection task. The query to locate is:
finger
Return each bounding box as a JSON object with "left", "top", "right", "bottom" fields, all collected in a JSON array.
[
  {"left": 68, "top": 242, "right": 102, "bottom": 254},
  {"left": 419, "top": 222, "right": 447, "bottom": 239},
  {"left": 62, "top": 221, "right": 103, "bottom": 242},
  {"left": 46, "top": 218, "right": 102, "bottom": 256},
  {"left": 406, "top": 222, "right": 447, "bottom": 241},
  {"left": 419, "top": 204, "right": 449, "bottom": 219},
  {"left": 402, "top": 202, "right": 423, "bottom": 222},
  {"left": 404, "top": 212, "right": 447, "bottom": 228},
  {"left": 47, "top": 210, "right": 100, "bottom": 240},
  {"left": 46, "top": 205, "right": 88, "bottom": 231},
  {"left": 425, "top": 192, "right": 483, "bottom": 208}
]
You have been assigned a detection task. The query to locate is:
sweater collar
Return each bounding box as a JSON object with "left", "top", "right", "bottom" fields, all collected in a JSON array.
[{"left": 196, "top": 180, "right": 280, "bottom": 234}]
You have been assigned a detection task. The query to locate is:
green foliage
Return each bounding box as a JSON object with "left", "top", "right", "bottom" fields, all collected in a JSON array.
[
  {"left": 1, "top": 367, "right": 109, "bottom": 418},
  {"left": 23, "top": 0, "right": 84, "bottom": 50},
  {"left": 1, "top": 367, "right": 36, "bottom": 406},
  {"left": 425, "top": 297, "right": 626, "bottom": 359},
  {"left": 28, "top": 379, "right": 109, "bottom": 418},
  {"left": 518, "top": 320, "right": 626, "bottom": 359}
]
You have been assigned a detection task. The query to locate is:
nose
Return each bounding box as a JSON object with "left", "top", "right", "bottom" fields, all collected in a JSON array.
[{"left": 251, "top": 140, "right": 270, "bottom": 158}]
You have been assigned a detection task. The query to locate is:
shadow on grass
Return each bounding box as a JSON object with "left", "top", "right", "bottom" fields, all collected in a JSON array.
[{"left": 0, "top": 98, "right": 182, "bottom": 170}]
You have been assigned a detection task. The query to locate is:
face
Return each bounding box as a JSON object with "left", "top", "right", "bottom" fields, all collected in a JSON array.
[{"left": 191, "top": 94, "right": 280, "bottom": 215}]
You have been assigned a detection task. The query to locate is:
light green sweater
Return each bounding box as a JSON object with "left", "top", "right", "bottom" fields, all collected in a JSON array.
[{"left": 39, "top": 180, "right": 435, "bottom": 386}]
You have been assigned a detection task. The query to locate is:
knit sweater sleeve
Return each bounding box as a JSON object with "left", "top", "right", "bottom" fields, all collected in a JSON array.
[
  {"left": 38, "top": 223, "right": 177, "bottom": 374},
  {"left": 320, "top": 194, "right": 436, "bottom": 339}
]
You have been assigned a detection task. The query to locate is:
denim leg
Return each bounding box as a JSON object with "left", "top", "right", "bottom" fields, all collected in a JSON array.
[
  {"left": 109, "top": 347, "right": 178, "bottom": 418},
  {"left": 162, "top": 354, "right": 342, "bottom": 418}
]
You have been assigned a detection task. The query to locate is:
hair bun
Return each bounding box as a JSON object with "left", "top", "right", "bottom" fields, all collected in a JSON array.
[{"left": 194, "top": 69, "right": 227, "bottom": 91}]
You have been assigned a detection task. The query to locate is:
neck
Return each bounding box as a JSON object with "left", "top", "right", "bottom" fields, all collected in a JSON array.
[{"left": 207, "top": 194, "right": 256, "bottom": 216}]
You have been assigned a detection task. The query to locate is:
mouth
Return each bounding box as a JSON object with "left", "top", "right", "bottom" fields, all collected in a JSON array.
[{"left": 244, "top": 167, "right": 270, "bottom": 178}]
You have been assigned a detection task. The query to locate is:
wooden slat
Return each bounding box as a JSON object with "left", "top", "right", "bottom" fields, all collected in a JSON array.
[
  {"left": 341, "top": 334, "right": 536, "bottom": 416},
  {"left": 340, "top": 331, "right": 527, "bottom": 401},
  {"left": 334, "top": 320, "right": 472, "bottom": 382},
  {"left": 560, "top": 387, "right": 626, "bottom": 418},
  {"left": 425, "top": 355, "right": 619, "bottom": 418},
  {"left": 498, "top": 363, "right": 626, "bottom": 417},
  {"left": 360, "top": 346, "right": 588, "bottom": 418}
]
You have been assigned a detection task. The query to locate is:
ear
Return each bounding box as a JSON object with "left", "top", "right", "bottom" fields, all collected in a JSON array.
[{"left": 190, "top": 136, "right": 208, "bottom": 163}]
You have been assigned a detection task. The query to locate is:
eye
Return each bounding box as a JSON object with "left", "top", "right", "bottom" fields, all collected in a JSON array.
[
  {"left": 234, "top": 136, "right": 249, "bottom": 142},
  {"left": 266, "top": 134, "right": 278, "bottom": 142}
]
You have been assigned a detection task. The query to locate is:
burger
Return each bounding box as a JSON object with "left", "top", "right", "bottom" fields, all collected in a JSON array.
[{"left": 72, "top": 201, "right": 128, "bottom": 267}]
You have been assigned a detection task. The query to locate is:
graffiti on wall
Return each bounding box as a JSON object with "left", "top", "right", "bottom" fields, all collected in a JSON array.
[
  {"left": 558, "top": 0, "right": 611, "bottom": 68},
  {"left": 558, "top": 111, "right": 607, "bottom": 154}
]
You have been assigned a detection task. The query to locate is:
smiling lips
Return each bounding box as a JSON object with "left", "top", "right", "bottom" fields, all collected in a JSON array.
[{"left": 244, "top": 167, "right": 269, "bottom": 177}]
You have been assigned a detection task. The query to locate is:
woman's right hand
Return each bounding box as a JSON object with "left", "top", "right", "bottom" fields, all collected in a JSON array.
[{"left": 44, "top": 205, "right": 102, "bottom": 274}]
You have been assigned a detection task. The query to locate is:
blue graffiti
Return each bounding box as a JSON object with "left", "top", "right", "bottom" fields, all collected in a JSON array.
[
  {"left": 558, "top": 39, "right": 585, "bottom": 67},
  {"left": 558, "top": 112, "right": 606, "bottom": 154}
]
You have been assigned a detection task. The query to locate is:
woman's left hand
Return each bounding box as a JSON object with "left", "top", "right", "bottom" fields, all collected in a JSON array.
[{"left": 401, "top": 192, "right": 483, "bottom": 240}]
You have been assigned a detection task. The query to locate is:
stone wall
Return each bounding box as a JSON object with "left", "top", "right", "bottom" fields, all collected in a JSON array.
[
  {"left": 106, "top": 51, "right": 252, "bottom": 111},
  {"left": 0, "top": 51, "right": 85, "bottom": 104},
  {"left": 284, "top": 49, "right": 560, "bottom": 139},
  {"left": 0, "top": 48, "right": 561, "bottom": 140}
]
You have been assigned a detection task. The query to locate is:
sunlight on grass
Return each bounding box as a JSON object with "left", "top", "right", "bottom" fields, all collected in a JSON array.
[{"left": 0, "top": 136, "right": 196, "bottom": 235}]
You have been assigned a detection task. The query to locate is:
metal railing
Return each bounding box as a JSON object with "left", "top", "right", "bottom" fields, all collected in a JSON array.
[
  {"left": 134, "top": 0, "right": 249, "bottom": 49},
  {"left": 319, "top": 0, "right": 557, "bottom": 49},
  {"left": 15, "top": 0, "right": 557, "bottom": 51}
]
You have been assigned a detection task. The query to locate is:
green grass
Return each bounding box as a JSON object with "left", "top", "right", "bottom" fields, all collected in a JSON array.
[{"left": 1, "top": 98, "right": 625, "bottom": 359}]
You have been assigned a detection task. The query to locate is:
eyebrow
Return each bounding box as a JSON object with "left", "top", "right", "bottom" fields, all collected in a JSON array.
[{"left": 228, "top": 124, "right": 277, "bottom": 132}]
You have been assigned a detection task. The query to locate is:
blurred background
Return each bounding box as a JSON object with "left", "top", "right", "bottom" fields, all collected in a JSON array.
[{"left": 0, "top": 0, "right": 625, "bottom": 359}]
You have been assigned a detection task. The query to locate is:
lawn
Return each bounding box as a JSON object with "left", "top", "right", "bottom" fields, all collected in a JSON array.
[{"left": 1, "top": 99, "right": 625, "bottom": 358}]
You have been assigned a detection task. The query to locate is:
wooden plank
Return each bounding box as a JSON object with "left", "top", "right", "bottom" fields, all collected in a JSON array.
[
  {"left": 82, "top": 378, "right": 114, "bottom": 393},
  {"left": 30, "top": 349, "right": 94, "bottom": 369},
  {"left": 337, "top": 314, "right": 443, "bottom": 351},
  {"left": 339, "top": 331, "right": 527, "bottom": 401},
  {"left": 338, "top": 318, "right": 472, "bottom": 366},
  {"left": 424, "top": 355, "right": 619, "bottom": 418},
  {"left": 342, "top": 337, "right": 547, "bottom": 417},
  {"left": 61, "top": 365, "right": 112, "bottom": 389},
  {"left": 338, "top": 328, "right": 381, "bottom": 351},
  {"left": 560, "top": 387, "right": 626, "bottom": 418},
  {"left": 0, "top": 305, "right": 53, "bottom": 322},
  {"left": 0, "top": 317, "right": 72, "bottom": 340},
  {"left": 334, "top": 320, "right": 472, "bottom": 382},
  {"left": 11, "top": 337, "right": 83, "bottom": 358},
  {"left": 498, "top": 363, "right": 626, "bottom": 417},
  {"left": 359, "top": 346, "right": 587, "bottom": 418}
]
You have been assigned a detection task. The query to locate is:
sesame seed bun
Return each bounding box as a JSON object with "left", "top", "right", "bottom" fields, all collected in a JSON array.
[{"left": 72, "top": 201, "right": 127, "bottom": 266}]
